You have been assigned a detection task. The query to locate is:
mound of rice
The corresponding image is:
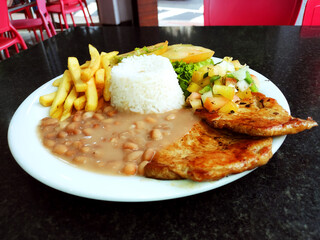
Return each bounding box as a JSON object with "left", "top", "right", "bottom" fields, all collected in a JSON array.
[{"left": 109, "top": 55, "right": 185, "bottom": 114}]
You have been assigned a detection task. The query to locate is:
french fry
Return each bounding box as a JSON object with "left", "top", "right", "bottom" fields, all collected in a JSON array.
[
  {"left": 50, "top": 70, "right": 72, "bottom": 118},
  {"left": 104, "top": 51, "right": 119, "bottom": 65},
  {"left": 95, "top": 68, "right": 105, "bottom": 89},
  {"left": 39, "top": 92, "right": 56, "bottom": 107},
  {"left": 80, "top": 61, "right": 90, "bottom": 69},
  {"left": 60, "top": 87, "right": 78, "bottom": 121},
  {"left": 68, "top": 57, "right": 87, "bottom": 92},
  {"left": 40, "top": 45, "right": 118, "bottom": 121},
  {"left": 103, "top": 69, "right": 111, "bottom": 102},
  {"left": 74, "top": 95, "right": 86, "bottom": 111},
  {"left": 85, "top": 77, "right": 98, "bottom": 111},
  {"left": 52, "top": 77, "right": 62, "bottom": 87},
  {"left": 101, "top": 51, "right": 118, "bottom": 101},
  {"left": 51, "top": 104, "right": 64, "bottom": 119},
  {"left": 81, "top": 44, "right": 101, "bottom": 82}
]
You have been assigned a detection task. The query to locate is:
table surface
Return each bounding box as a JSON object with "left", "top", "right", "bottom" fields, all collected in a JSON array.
[{"left": 1, "top": 26, "right": 319, "bottom": 240}]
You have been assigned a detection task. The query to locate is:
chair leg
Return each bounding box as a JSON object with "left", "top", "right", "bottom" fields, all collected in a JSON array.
[
  {"left": 44, "top": 23, "right": 52, "bottom": 38},
  {"left": 40, "top": 27, "right": 44, "bottom": 41},
  {"left": 58, "top": 14, "right": 63, "bottom": 31},
  {"left": 19, "top": 38, "right": 28, "bottom": 50},
  {"left": 70, "top": 13, "right": 76, "bottom": 27},
  {"left": 83, "top": 1, "right": 94, "bottom": 25},
  {"left": 4, "top": 48, "right": 10, "bottom": 58},
  {"left": 14, "top": 43, "right": 20, "bottom": 53},
  {"left": 49, "top": 21, "right": 57, "bottom": 36},
  {"left": 80, "top": 5, "right": 90, "bottom": 27},
  {"left": 12, "top": 29, "right": 28, "bottom": 50},
  {"left": 32, "top": 29, "right": 40, "bottom": 42},
  {"left": 61, "top": 13, "right": 69, "bottom": 29}
]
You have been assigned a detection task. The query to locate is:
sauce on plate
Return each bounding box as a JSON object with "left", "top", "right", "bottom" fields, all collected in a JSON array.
[{"left": 39, "top": 103, "right": 199, "bottom": 176}]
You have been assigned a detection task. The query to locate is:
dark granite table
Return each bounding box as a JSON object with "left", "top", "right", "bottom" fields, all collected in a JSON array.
[{"left": 1, "top": 26, "right": 319, "bottom": 240}]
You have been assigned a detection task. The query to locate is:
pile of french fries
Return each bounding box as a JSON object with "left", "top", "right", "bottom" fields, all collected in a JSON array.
[{"left": 39, "top": 44, "right": 118, "bottom": 121}]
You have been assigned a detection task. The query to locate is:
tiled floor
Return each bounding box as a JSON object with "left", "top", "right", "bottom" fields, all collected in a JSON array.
[{"left": 158, "top": 0, "right": 204, "bottom": 26}]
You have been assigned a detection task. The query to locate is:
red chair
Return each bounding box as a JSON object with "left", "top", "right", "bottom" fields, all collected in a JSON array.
[
  {"left": 46, "top": 0, "right": 91, "bottom": 31},
  {"left": 204, "top": 0, "right": 303, "bottom": 25},
  {"left": 47, "top": 0, "right": 94, "bottom": 25},
  {"left": 11, "top": 0, "right": 56, "bottom": 42},
  {"left": 302, "top": 0, "right": 320, "bottom": 25},
  {"left": 0, "top": 0, "right": 27, "bottom": 59}
]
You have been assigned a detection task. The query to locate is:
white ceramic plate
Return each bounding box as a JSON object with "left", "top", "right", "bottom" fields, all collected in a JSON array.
[{"left": 8, "top": 57, "right": 289, "bottom": 202}]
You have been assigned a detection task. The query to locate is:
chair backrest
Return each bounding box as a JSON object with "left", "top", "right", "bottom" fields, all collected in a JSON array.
[
  {"left": 37, "top": 0, "right": 49, "bottom": 14},
  {"left": 302, "top": 0, "right": 320, "bottom": 25},
  {"left": 204, "top": 0, "right": 303, "bottom": 25},
  {"left": 0, "top": 0, "right": 10, "bottom": 33},
  {"left": 36, "top": 0, "right": 51, "bottom": 19}
]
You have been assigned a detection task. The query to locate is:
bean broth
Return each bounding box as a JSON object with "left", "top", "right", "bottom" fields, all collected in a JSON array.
[{"left": 39, "top": 104, "right": 199, "bottom": 176}]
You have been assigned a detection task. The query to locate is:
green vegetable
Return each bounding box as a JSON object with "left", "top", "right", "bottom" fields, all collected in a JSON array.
[
  {"left": 199, "top": 85, "right": 212, "bottom": 94},
  {"left": 226, "top": 73, "right": 234, "bottom": 78},
  {"left": 244, "top": 71, "right": 259, "bottom": 92},
  {"left": 210, "top": 75, "right": 221, "bottom": 83},
  {"left": 172, "top": 58, "right": 214, "bottom": 97}
]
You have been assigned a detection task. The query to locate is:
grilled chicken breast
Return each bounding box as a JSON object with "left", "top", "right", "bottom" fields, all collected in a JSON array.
[
  {"left": 196, "top": 92, "right": 318, "bottom": 136},
  {"left": 144, "top": 121, "right": 273, "bottom": 182}
]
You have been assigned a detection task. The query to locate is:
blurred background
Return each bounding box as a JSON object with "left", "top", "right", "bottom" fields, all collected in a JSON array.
[{"left": 2, "top": 0, "right": 314, "bottom": 60}]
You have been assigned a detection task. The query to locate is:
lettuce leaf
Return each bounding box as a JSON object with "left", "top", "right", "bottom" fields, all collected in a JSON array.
[{"left": 172, "top": 58, "right": 213, "bottom": 97}]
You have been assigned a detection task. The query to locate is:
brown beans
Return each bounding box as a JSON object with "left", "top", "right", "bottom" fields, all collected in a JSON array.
[
  {"left": 150, "top": 129, "right": 163, "bottom": 140},
  {"left": 93, "top": 113, "right": 104, "bottom": 120},
  {"left": 143, "top": 148, "right": 155, "bottom": 161},
  {"left": 123, "top": 142, "right": 139, "bottom": 150},
  {"left": 65, "top": 150, "right": 76, "bottom": 157},
  {"left": 80, "top": 146, "right": 90, "bottom": 153},
  {"left": 58, "top": 131, "right": 68, "bottom": 138},
  {"left": 138, "top": 161, "right": 149, "bottom": 175},
  {"left": 43, "top": 139, "right": 55, "bottom": 148},
  {"left": 39, "top": 106, "right": 191, "bottom": 177},
  {"left": 135, "top": 121, "right": 146, "bottom": 129},
  {"left": 122, "top": 163, "right": 137, "bottom": 175},
  {"left": 66, "top": 122, "right": 80, "bottom": 134},
  {"left": 41, "top": 117, "right": 58, "bottom": 126},
  {"left": 145, "top": 116, "right": 156, "bottom": 123},
  {"left": 52, "top": 144, "right": 68, "bottom": 155},
  {"left": 83, "top": 128, "right": 93, "bottom": 136},
  {"left": 45, "top": 132, "right": 56, "bottom": 139},
  {"left": 83, "top": 111, "right": 94, "bottom": 119},
  {"left": 126, "top": 151, "right": 143, "bottom": 162},
  {"left": 72, "top": 141, "right": 82, "bottom": 149},
  {"left": 73, "top": 156, "right": 88, "bottom": 164}
]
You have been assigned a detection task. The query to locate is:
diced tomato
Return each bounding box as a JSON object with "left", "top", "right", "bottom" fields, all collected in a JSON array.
[
  {"left": 203, "top": 96, "right": 229, "bottom": 112},
  {"left": 225, "top": 77, "right": 237, "bottom": 86}
]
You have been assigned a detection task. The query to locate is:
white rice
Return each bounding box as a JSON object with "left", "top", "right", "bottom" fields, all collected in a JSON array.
[{"left": 109, "top": 55, "right": 185, "bottom": 114}]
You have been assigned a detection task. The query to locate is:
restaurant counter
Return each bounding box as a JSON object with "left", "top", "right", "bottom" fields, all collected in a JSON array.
[{"left": 1, "top": 26, "right": 319, "bottom": 239}]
